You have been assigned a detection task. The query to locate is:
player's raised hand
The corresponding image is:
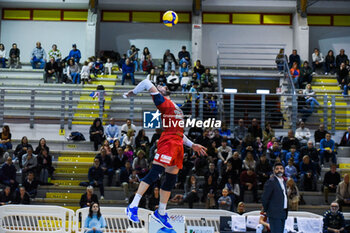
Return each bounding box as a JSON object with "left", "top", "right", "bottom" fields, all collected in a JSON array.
[
  {"left": 123, "top": 90, "right": 135, "bottom": 98},
  {"left": 192, "top": 143, "right": 207, "bottom": 156}
]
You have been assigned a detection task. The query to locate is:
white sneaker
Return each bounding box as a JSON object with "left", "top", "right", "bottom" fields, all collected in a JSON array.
[
  {"left": 100, "top": 196, "right": 104, "bottom": 200},
  {"left": 325, "top": 72, "right": 328, "bottom": 75},
  {"left": 125, "top": 197, "right": 129, "bottom": 203},
  {"left": 312, "top": 72, "right": 316, "bottom": 75}
]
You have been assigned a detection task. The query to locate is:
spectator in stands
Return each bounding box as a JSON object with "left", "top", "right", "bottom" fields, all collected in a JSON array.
[
  {"left": 0, "top": 157, "right": 18, "bottom": 191},
  {"left": 34, "top": 138, "right": 50, "bottom": 155},
  {"left": 237, "top": 202, "right": 246, "bottom": 215},
  {"left": 166, "top": 70, "right": 180, "bottom": 91},
  {"left": 118, "top": 53, "right": 126, "bottom": 69},
  {"left": 324, "top": 164, "right": 341, "bottom": 204},
  {"left": 127, "top": 45, "right": 139, "bottom": 72},
  {"left": 266, "top": 142, "right": 282, "bottom": 166},
  {"left": 9, "top": 43, "right": 20, "bottom": 69},
  {"left": 323, "top": 202, "right": 346, "bottom": 233},
  {"left": 340, "top": 67, "right": 350, "bottom": 96},
  {"left": 325, "top": 50, "right": 336, "bottom": 75},
  {"left": 95, "top": 148, "right": 113, "bottom": 187},
  {"left": 320, "top": 133, "right": 337, "bottom": 166},
  {"left": 337, "top": 62, "right": 349, "bottom": 86},
  {"left": 81, "top": 61, "right": 92, "bottom": 84},
  {"left": 248, "top": 118, "right": 263, "bottom": 139},
  {"left": 68, "top": 44, "right": 81, "bottom": 63},
  {"left": 243, "top": 152, "right": 256, "bottom": 170},
  {"left": 255, "top": 154, "right": 271, "bottom": 189},
  {"left": 132, "top": 150, "right": 148, "bottom": 178},
  {"left": 48, "top": 44, "right": 62, "bottom": 62},
  {"left": 146, "top": 68, "right": 156, "bottom": 84},
  {"left": 105, "top": 118, "right": 119, "bottom": 144},
  {"left": 92, "top": 57, "right": 104, "bottom": 76},
  {"left": 230, "top": 152, "right": 243, "bottom": 184},
  {"left": 0, "top": 43, "right": 6, "bottom": 68},
  {"left": 178, "top": 45, "right": 191, "bottom": 65},
  {"left": 300, "top": 61, "right": 313, "bottom": 88},
  {"left": 181, "top": 175, "right": 200, "bottom": 209},
  {"left": 30, "top": 42, "right": 46, "bottom": 69},
  {"left": 37, "top": 149, "right": 54, "bottom": 184},
  {"left": 142, "top": 55, "right": 154, "bottom": 73},
  {"left": 200, "top": 68, "right": 215, "bottom": 92},
  {"left": 295, "top": 121, "right": 311, "bottom": 146},
  {"left": 148, "top": 186, "right": 160, "bottom": 211},
  {"left": 336, "top": 49, "right": 349, "bottom": 68},
  {"left": 286, "top": 178, "right": 300, "bottom": 211},
  {"left": 22, "top": 171, "right": 38, "bottom": 198},
  {"left": 90, "top": 118, "right": 105, "bottom": 151},
  {"left": 285, "top": 158, "right": 298, "bottom": 182},
  {"left": 80, "top": 186, "right": 98, "bottom": 208},
  {"left": 180, "top": 71, "right": 190, "bottom": 92},
  {"left": 218, "top": 188, "right": 231, "bottom": 211},
  {"left": 194, "top": 60, "right": 205, "bottom": 78},
  {"left": 189, "top": 81, "right": 199, "bottom": 97},
  {"left": 88, "top": 159, "right": 105, "bottom": 200},
  {"left": 234, "top": 119, "right": 248, "bottom": 145},
  {"left": 285, "top": 145, "right": 300, "bottom": 166},
  {"left": 300, "top": 140, "right": 320, "bottom": 172},
  {"left": 163, "top": 49, "right": 177, "bottom": 73},
  {"left": 202, "top": 175, "right": 217, "bottom": 209},
  {"left": 67, "top": 59, "right": 80, "bottom": 84},
  {"left": 121, "top": 129, "right": 135, "bottom": 148},
  {"left": 340, "top": 126, "right": 350, "bottom": 147},
  {"left": 0, "top": 186, "right": 12, "bottom": 205},
  {"left": 179, "top": 62, "right": 189, "bottom": 79},
  {"left": 14, "top": 136, "right": 32, "bottom": 168},
  {"left": 282, "top": 130, "right": 300, "bottom": 155},
  {"left": 156, "top": 69, "right": 167, "bottom": 86},
  {"left": 336, "top": 173, "right": 350, "bottom": 210},
  {"left": 22, "top": 147, "right": 37, "bottom": 181},
  {"left": 315, "top": 124, "right": 329, "bottom": 143},
  {"left": 300, "top": 155, "right": 317, "bottom": 191},
  {"left": 256, "top": 207, "right": 270, "bottom": 233},
  {"left": 290, "top": 62, "right": 300, "bottom": 88},
  {"left": 135, "top": 129, "right": 149, "bottom": 152},
  {"left": 44, "top": 57, "right": 59, "bottom": 83},
  {"left": 141, "top": 47, "right": 152, "bottom": 64},
  {"left": 84, "top": 202, "right": 106, "bottom": 233},
  {"left": 102, "top": 140, "right": 112, "bottom": 156},
  {"left": 13, "top": 186, "right": 30, "bottom": 204},
  {"left": 0, "top": 125, "right": 12, "bottom": 151},
  {"left": 312, "top": 48, "right": 325, "bottom": 74},
  {"left": 121, "top": 58, "right": 135, "bottom": 85},
  {"left": 240, "top": 168, "right": 258, "bottom": 203},
  {"left": 304, "top": 84, "right": 320, "bottom": 112},
  {"left": 120, "top": 160, "right": 134, "bottom": 202},
  {"left": 262, "top": 122, "right": 275, "bottom": 148},
  {"left": 266, "top": 136, "right": 276, "bottom": 150},
  {"left": 120, "top": 119, "right": 136, "bottom": 139},
  {"left": 217, "top": 139, "right": 232, "bottom": 176},
  {"left": 289, "top": 49, "right": 301, "bottom": 69},
  {"left": 275, "top": 48, "right": 287, "bottom": 72},
  {"left": 105, "top": 58, "right": 112, "bottom": 75},
  {"left": 112, "top": 146, "right": 126, "bottom": 185}
]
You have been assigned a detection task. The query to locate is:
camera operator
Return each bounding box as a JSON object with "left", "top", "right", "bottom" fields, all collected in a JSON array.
[{"left": 127, "top": 45, "right": 140, "bottom": 72}]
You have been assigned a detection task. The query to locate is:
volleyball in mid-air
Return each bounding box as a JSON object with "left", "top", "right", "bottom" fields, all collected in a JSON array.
[{"left": 163, "top": 11, "right": 178, "bottom": 27}]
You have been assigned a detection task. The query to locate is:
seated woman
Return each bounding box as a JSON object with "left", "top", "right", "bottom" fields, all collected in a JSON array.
[
  {"left": 0, "top": 125, "right": 12, "bottom": 151},
  {"left": 290, "top": 62, "right": 300, "bottom": 88},
  {"left": 312, "top": 48, "right": 324, "bottom": 74},
  {"left": 303, "top": 84, "right": 320, "bottom": 111},
  {"left": 287, "top": 178, "right": 300, "bottom": 211},
  {"left": 14, "top": 136, "right": 32, "bottom": 168},
  {"left": 37, "top": 149, "right": 54, "bottom": 184},
  {"left": 90, "top": 118, "right": 105, "bottom": 151},
  {"left": 67, "top": 59, "right": 81, "bottom": 84},
  {"left": 325, "top": 50, "right": 336, "bottom": 75},
  {"left": 121, "top": 129, "right": 135, "bottom": 149},
  {"left": 147, "top": 187, "right": 160, "bottom": 211},
  {"left": 84, "top": 202, "right": 106, "bottom": 233},
  {"left": 132, "top": 150, "right": 148, "bottom": 178}
]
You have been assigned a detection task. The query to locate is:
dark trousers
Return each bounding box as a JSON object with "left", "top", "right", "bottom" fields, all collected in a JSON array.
[
  {"left": 183, "top": 192, "right": 199, "bottom": 209},
  {"left": 89, "top": 181, "right": 104, "bottom": 196},
  {"left": 320, "top": 151, "right": 337, "bottom": 165},
  {"left": 90, "top": 134, "right": 104, "bottom": 151},
  {"left": 269, "top": 217, "right": 286, "bottom": 233},
  {"left": 43, "top": 72, "right": 60, "bottom": 83},
  {"left": 240, "top": 185, "right": 258, "bottom": 202}
]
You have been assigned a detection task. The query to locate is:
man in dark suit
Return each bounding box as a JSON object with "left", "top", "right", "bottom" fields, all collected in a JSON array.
[{"left": 262, "top": 162, "right": 288, "bottom": 233}]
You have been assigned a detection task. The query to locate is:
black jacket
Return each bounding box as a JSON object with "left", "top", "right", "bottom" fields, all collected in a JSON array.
[
  {"left": 262, "top": 176, "right": 288, "bottom": 219},
  {"left": 79, "top": 192, "right": 99, "bottom": 208},
  {"left": 45, "top": 61, "right": 59, "bottom": 73},
  {"left": 13, "top": 191, "right": 30, "bottom": 204},
  {"left": 9, "top": 48, "right": 20, "bottom": 58}
]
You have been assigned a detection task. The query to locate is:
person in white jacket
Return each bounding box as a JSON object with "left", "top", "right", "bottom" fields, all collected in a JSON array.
[
  {"left": 295, "top": 121, "right": 311, "bottom": 146},
  {"left": 312, "top": 48, "right": 324, "bottom": 74},
  {"left": 104, "top": 58, "right": 113, "bottom": 75},
  {"left": 81, "top": 61, "right": 92, "bottom": 84},
  {"left": 166, "top": 70, "right": 179, "bottom": 91},
  {"left": 0, "top": 43, "right": 6, "bottom": 68},
  {"left": 180, "top": 72, "right": 190, "bottom": 92}
]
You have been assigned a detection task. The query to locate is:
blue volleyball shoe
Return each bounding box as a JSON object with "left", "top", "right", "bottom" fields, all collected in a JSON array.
[
  {"left": 126, "top": 205, "right": 140, "bottom": 223},
  {"left": 151, "top": 209, "right": 173, "bottom": 229}
]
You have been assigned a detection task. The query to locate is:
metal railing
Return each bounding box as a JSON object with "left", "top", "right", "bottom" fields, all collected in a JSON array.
[{"left": 0, "top": 87, "right": 346, "bottom": 133}]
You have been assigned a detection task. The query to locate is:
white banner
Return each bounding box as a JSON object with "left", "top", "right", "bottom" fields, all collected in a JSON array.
[{"left": 187, "top": 226, "right": 215, "bottom": 233}]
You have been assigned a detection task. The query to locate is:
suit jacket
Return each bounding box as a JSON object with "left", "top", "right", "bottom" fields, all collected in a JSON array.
[{"left": 262, "top": 176, "right": 288, "bottom": 219}]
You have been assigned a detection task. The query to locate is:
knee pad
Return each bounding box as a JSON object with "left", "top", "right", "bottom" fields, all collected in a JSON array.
[
  {"left": 161, "top": 173, "right": 177, "bottom": 192},
  {"left": 141, "top": 164, "right": 164, "bottom": 185}
]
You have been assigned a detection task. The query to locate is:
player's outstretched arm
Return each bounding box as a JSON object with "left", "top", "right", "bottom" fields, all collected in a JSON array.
[
  {"left": 183, "top": 134, "right": 207, "bottom": 156},
  {"left": 124, "top": 79, "right": 158, "bottom": 98}
]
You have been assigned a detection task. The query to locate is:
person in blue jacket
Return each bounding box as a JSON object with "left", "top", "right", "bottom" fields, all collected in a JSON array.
[
  {"left": 320, "top": 133, "right": 337, "bottom": 166},
  {"left": 84, "top": 202, "right": 106, "bottom": 233},
  {"left": 68, "top": 44, "right": 81, "bottom": 63}
]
